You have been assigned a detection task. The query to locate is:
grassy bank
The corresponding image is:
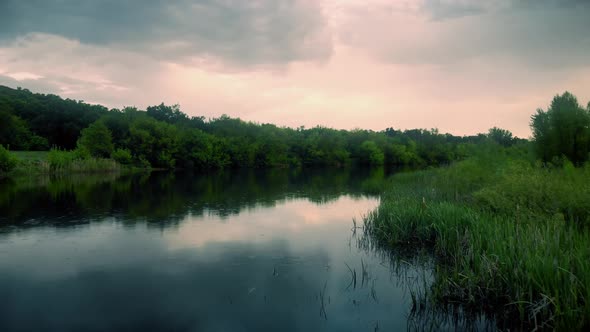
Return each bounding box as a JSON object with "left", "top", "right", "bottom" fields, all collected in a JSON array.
[
  {"left": 8, "top": 149, "right": 122, "bottom": 175},
  {"left": 364, "top": 147, "right": 590, "bottom": 330}
]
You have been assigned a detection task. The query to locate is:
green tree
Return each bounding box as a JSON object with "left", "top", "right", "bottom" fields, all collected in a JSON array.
[
  {"left": 128, "top": 117, "right": 178, "bottom": 168},
  {"left": 146, "top": 103, "right": 188, "bottom": 124},
  {"left": 1, "top": 84, "right": 532, "bottom": 171},
  {"left": 359, "top": 140, "right": 385, "bottom": 165},
  {"left": 0, "top": 111, "right": 48, "bottom": 150},
  {"left": 487, "top": 127, "right": 514, "bottom": 147},
  {"left": 111, "top": 148, "right": 133, "bottom": 165},
  {"left": 177, "top": 128, "right": 218, "bottom": 169},
  {"left": 78, "top": 121, "right": 114, "bottom": 158},
  {"left": 530, "top": 92, "right": 590, "bottom": 164}
]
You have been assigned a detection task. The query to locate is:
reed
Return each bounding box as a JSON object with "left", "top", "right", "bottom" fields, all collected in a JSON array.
[
  {"left": 9, "top": 149, "right": 122, "bottom": 175},
  {"left": 319, "top": 281, "right": 328, "bottom": 320},
  {"left": 364, "top": 151, "right": 590, "bottom": 330},
  {"left": 344, "top": 262, "right": 357, "bottom": 290}
]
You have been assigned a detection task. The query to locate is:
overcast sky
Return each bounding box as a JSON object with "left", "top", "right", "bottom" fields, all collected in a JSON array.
[{"left": 1, "top": 0, "right": 589, "bottom": 137}]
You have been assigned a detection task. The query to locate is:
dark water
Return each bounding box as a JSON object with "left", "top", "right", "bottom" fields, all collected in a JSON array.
[{"left": 0, "top": 168, "right": 490, "bottom": 331}]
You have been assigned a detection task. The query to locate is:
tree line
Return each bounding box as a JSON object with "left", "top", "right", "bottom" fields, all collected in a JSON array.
[
  {"left": 531, "top": 92, "right": 590, "bottom": 165},
  {"left": 2, "top": 84, "right": 566, "bottom": 172}
]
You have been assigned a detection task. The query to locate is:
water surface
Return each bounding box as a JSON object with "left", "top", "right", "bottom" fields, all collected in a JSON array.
[{"left": 0, "top": 168, "right": 484, "bottom": 331}]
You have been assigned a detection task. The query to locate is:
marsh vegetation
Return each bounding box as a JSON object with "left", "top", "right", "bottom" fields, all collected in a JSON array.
[{"left": 363, "top": 92, "right": 590, "bottom": 330}]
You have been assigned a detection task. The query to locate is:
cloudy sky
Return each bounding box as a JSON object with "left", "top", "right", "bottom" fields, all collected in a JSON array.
[{"left": 0, "top": 0, "right": 589, "bottom": 137}]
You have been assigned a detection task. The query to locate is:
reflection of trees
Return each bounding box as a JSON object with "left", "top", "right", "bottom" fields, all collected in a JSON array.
[{"left": 0, "top": 167, "right": 381, "bottom": 230}]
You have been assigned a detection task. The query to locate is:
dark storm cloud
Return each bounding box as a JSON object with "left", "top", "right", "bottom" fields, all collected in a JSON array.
[
  {"left": 341, "top": 0, "right": 590, "bottom": 69},
  {"left": 422, "top": 0, "right": 488, "bottom": 20},
  {"left": 422, "top": 0, "right": 590, "bottom": 20},
  {"left": 513, "top": 0, "right": 590, "bottom": 10},
  {"left": 0, "top": 0, "right": 332, "bottom": 65}
]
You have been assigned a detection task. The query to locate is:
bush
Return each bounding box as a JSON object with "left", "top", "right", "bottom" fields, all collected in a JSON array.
[
  {"left": 45, "top": 148, "right": 121, "bottom": 173},
  {"left": 111, "top": 148, "right": 132, "bottom": 165},
  {"left": 359, "top": 140, "right": 385, "bottom": 165},
  {"left": 0, "top": 145, "right": 18, "bottom": 173},
  {"left": 77, "top": 121, "right": 114, "bottom": 158},
  {"left": 29, "top": 135, "right": 49, "bottom": 150},
  {"left": 47, "top": 148, "right": 79, "bottom": 170},
  {"left": 137, "top": 156, "right": 152, "bottom": 169}
]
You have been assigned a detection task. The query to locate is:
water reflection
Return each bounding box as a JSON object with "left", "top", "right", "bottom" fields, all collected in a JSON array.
[
  {"left": 0, "top": 167, "right": 384, "bottom": 227},
  {"left": 0, "top": 168, "right": 495, "bottom": 331}
]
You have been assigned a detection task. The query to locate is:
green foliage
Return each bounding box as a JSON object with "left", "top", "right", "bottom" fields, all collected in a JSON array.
[
  {"left": 128, "top": 117, "right": 178, "bottom": 168},
  {"left": 0, "top": 86, "right": 107, "bottom": 149},
  {"left": 10, "top": 151, "right": 49, "bottom": 162},
  {"left": 47, "top": 149, "right": 79, "bottom": 170},
  {"left": 0, "top": 145, "right": 18, "bottom": 174},
  {"left": 176, "top": 128, "right": 229, "bottom": 169},
  {"left": 46, "top": 148, "right": 119, "bottom": 173},
  {"left": 384, "top": 143, "right": 417, "bottom": 166},
  {"left": 0, "top": 110, "right": 48, "bottom": 150},
  {"left": 77, "top": 121, "right": 114, "bottom": 158},
  {"left": 487, "top": 127, "right": 514, "bottom": 147},
  {"left": 364, "top": 149, "right": 590, "bottom": 329},
  {"left": 146, "top": 103, "right": 188, "bottom": 124},
  {"left": 531, "top": 92, "right": 590, "bottom": 165},
  {"left": 0, "top": 85, "right": 503, "bottom": 172},
  {"left": 359, "top": 140, "right": 385, "bottom": 165},
  {"left": 0, "top": 84, "right": 543, "bottom": 173},
  {"left": 111, "top": 148, "right": 133, "bottom": 165},
  {"left": 473, "top": 160, "right": 590, "bottom": 225}
]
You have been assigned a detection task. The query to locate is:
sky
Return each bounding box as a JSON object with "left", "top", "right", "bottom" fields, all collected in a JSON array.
[{"left": 0, "top": 0, "right": 589, "bottom": 137}]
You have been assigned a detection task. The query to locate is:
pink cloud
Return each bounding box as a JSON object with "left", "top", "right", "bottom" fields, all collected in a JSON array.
[{"left": 1, "top": 0, "right": 589, "bottom": 138}]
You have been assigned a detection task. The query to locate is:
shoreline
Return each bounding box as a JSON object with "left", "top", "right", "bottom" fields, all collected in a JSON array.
[{"left": 363, "top": 152, "right": 590, "bottom": 330}]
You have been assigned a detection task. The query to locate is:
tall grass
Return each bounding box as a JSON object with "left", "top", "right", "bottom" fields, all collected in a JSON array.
[
  {"left": 10, "top": 149, "right": 121, "bottom": 175},
  {"left": 10, "top": 151, "right": 49, "bottom": 162},
  {"left": 364, "top": 148, "right": 590, "bottom": 330},
  {"left": 0, "top": 145, "right": 18, "bottom": 175}
]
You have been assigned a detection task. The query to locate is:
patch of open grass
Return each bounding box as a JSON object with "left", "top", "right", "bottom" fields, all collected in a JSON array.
[{"left": 11, "top": 151, "right": 49, "bottom": 162}]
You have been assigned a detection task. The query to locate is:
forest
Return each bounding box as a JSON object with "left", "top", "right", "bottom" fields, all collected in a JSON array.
[{"left": 0, "top": 85, "right": 524, "bottom": 174}]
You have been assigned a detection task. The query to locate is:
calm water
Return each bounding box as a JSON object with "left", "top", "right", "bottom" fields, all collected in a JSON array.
[{"left": 0, "top": 168, "right": 490, "bottom": 331}]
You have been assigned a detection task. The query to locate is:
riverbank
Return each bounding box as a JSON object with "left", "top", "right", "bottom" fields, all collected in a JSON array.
[
  {"left": 2, "top": 149, "right": 390, "bottom": 179},
  {"left": 363, "top": 147, "right": 590, "bottom": 330},
  {"left": 5, "top": 150, "right": 122, "bottom": 176}
]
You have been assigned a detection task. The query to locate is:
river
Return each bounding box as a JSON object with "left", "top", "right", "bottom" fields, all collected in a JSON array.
[{"left": 0, "top": 168, "right": 492, "bottom": 331}]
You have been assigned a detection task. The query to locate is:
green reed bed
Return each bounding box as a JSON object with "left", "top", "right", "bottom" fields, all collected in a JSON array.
[
  {"left": 364, "top": 152, "right": 590, "bottom": 330},
  {"left": 9, "top": 149, "right": 121, "bottom": 175}
]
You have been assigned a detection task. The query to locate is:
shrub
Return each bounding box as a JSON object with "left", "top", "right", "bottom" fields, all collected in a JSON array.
[
  {"left": 77, "top": 121, "right": 114, "bottom": 158},
  {"left": 47, "top": 148, "right": 79, "bottom": 170},
  {"left": 137, "top": 156, "right": 152, "bottom": 169},
  {"left": 360, "top": 140, "right": 385, "bottom": 165},
  {"left": 0, "top": 145, "right": 18, "bottom": 173},
  {"left": 111, "top": 148, "right": 132, "bottom": 165}
]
